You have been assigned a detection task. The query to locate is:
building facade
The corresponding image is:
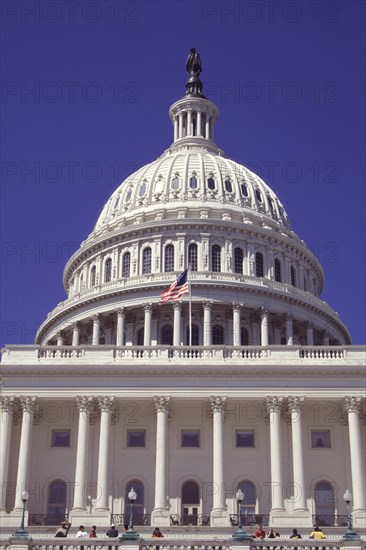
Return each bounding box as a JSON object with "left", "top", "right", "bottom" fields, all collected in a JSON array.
[{"left": 1, "top": 53, "right": 365, "bottom": 533}]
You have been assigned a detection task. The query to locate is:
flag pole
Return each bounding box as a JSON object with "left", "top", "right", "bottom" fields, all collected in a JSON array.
[{"left": 188, "top": 266, "right": 192, "bottom": 347}]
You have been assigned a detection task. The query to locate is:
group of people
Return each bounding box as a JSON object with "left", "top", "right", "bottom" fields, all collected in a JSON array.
[
  {"left": 253, "top": 525, "right": 326, "bottom": 539},
  {"left": 55, "top": 521, "right": 164, "bottom": 539}
]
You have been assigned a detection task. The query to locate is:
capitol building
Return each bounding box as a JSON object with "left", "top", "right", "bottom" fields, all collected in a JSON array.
[{"left": 1, "top": 51, "right": 365, "bottom": 535}]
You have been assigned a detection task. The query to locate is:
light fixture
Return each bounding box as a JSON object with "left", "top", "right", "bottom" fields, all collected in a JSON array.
[{"left": 342, "top": 489, "right": 360, "bottom": 540}]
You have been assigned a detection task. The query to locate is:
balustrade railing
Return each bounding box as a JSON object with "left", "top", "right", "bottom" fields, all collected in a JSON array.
[
  {"left": 170, "top": 514, "right": 210, "bottom": 526},
  {"left": 311, "top": 515, "right": 348, "bottom": 527},
  {"left": 229, "top": 514, "right": 270, "bottom": 527},
  {"left": 111, "top": 513, "right": 151, "bottom": 526},
  {"left": 28, "top": 513, "right": 65, "bottom": 526}
]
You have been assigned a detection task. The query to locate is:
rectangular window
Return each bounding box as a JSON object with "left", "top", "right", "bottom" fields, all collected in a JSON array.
[
  {"left": 311, "top": 430, "right": 331, "bottom": 448},
  {"left": 51, "top": 429, "right": 71, "bottom": 447},
  {"left": 127, "top": 430, "right": 146, "bottom": 447},
  {"left": 181, "top": 429, "right": 200, "bottom": 447},
  {"left": 236, "top": 430, "right": 255, "bottom": 448}
]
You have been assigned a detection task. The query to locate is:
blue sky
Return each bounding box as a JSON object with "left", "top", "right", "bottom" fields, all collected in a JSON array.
[{"left": 1, "top": 0, "right": 365, "bottom": 346}]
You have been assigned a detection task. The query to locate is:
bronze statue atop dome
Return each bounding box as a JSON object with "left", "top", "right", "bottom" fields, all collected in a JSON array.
[{"left": 184, "top": 48, "right": 206, "bottom": 99}]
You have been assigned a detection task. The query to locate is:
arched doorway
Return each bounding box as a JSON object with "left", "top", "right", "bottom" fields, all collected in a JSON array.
[
  {"left": 182, "top": 480, "right": 200, "bottom": 525},
  {"left": 125, "top": 480, "right": 145, "bottom": 525},
  {"left": 314, "top": 481, "right": 335, "bottom": 526},
  {"left": 47, "top": 479, "right": 67, "bottom": 524},
  {"left": 237, "top": 480, "right": 257, "bottom": 525}
]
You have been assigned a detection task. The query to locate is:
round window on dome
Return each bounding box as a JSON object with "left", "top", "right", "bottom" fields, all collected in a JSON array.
[
  {"left": 207, "top": 176, "right": 215, "bottom": 190},
  {"left": 240, "top": 182, "right": 249, "bottom": 197},
  {"left": 171, "top": 176, "right": 180, "bottom": 190},
  {"left": 255, "top": 189, "right": 262, "bottom": 203},
  {"left": 225, "top": 178, "right": 233, "bottom": 193},
  {"left": 126, "top": 188, "right": 132, "bottom": 202},
  {"left": 189, "top": 175, "right": 198, "bottom": 189},
  {"left": 139, "top": 182, "right": 147, "bottom": 197}
]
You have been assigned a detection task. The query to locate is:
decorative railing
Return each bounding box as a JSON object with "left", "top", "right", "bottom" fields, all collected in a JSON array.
[
  {"left": 111, "top": 513, "right": 151, "bottom": 526},
  {"left": 311, "top": 515, "right": 348, "bottom": 527},
  {"left": 229, "top": 514, "right": 270, "bottom": 527},
  {"left": 28, "top": 514, "right": 65, "bottom": 526},
  {"left": 170, "top": 514, "right": 210, "bottom": 526}
]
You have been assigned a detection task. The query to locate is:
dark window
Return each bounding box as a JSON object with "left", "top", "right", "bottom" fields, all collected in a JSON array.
[
  {"left": 240, "top": 182, "right": 249, "bottom": 197},
  {"left": 188, "top": 243, "right": 198, "bottom": 271},
  {"left": 164, "top": 244, "right": 174, "bottom": 272},
  {"left": 104, "top": 258, "right": 112, "bottom": 283},
  {"left": 189, "top": 175, "right": 198, "bottom": 189},
  {"left": 137, "top": 327, "right": 144, "bottom": 346},
  {"left": 162, "top": 325, "right": 173, "bottom": 345},
  {"left": 47, "top": 480, "right": 67, "bottom": 523},
  {"left": 255, "top": 252, "right": 264, "bottom": 277},
  {"left": 311, "top": 430, "right": 331, "bottom": 448},
  {"left": 212, "top": 245, "right": 221, "bottom": 272},
  {"left": 122, "top": 252, "right": 131, "bottom": 278},
  {"left": 139, "top": 182, "right": 146, "bottom": 197},
  {"left": 274, "top": 259, "right": 281, "bottom": 282},
  {"left": 182, "top": 480, "right": 199, "bottom": 504},
  {"left": 267, "top": 195, "right": 274, "bottom": 211},
  {"left": 90, "top": 266, "right": 96, "bottom": 287},
  {"left": 237, "top": 481, "right": 256, "bottom": 517},
  {"left": 51, "top": 430, "right": 71, "bottom": 448},
  {"left": 234, "top": 247, "right": 244, "bottom": 274},
  {"left": 212, "top": 324, "right": 224, "bottom": 345},
  {"left": 127, "top": 430, "right": 146, "bottom": 447},
  {"left": 207, "top": 176, "right": 215, "bottom": 190},
  {"left": 114, "top": 195, "right": 120, "bottom": 209},
  {"left": 236, "top": 430, "right": 255, "bottom": 448},
  {"left": 315, "top": 482, "right": 335, "bottom": 523},
  {"left": 186, "top": 324, "right": 199, "bottom": 345},
  {"left": 126, "top": 188, "right": 132, "bottom": 202},
  {"left": 225, "top": 178, "right": 232, "bottom": 192},
  {"left": 303, "top": 274, "right": 308, "bottom": 291},
  {"left": 142, "top": 247, "right": 152, "bottom": 274},
  {"left": 241, "top": 327, "right": 249, "bottom": 346},
  {"left": 181, "top": 430, "right": 200, "bottom": 447},
  {"left": 291, "top": 265, "right": 297, "bottom": 287},
  {"left": 255, "top": 189, "right": 262, "bottom": 203},
  {"left": 125, "top": 480, "right": 144, "bottom": 519}
]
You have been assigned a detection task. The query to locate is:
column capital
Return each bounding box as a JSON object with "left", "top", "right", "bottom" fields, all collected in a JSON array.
[
  {"left": 345, "top": 396, "right": 362, "bottom": 415},
  {"left": 288, "top": 396, "right": 304, "bottom": 415},
  {"left": 92, "top": 313, "right": 100, "bottom": 322},
  {"left": 144, "top": 303, "right": 153, "bottom": 313},
  {"left": 115, "top": 307, "right": 125, "bottom": 316},
  {"left": 71, "top": 321, "right": 79, "bottom": 330},
  {"left": 0, "top": 396, "right": 16, "bottom": 413},
  {"left": 98, "top": 396, "right": 115, "bottom": 413},
  {"left": 210, "top": 395, "right": 227, "bottom": 414},
  {"left": 202, "top": 300, "right": 213, "bottom": 311},
  {"left": 286, "top": 313, "right": 293, "bottom": 322},
  {"left": 20, "top": 396, "right": 37, "bottom": 414},
  {"left": 56, "top": 329, "right": 64, "bottom": 338},
  {"left": 154, "top": 395, "right": 171, "bottom": 413},
  {"left": 306, "top": 321, "right": 313, "bottom": 330},
  {"left": 172, "top": 301, "right": 182, "bottom": 311},
  {"left": 76, "top": 396, "right": 94, "bottom": 413},
  {"left": 260, "top": 307, "right": 269, "bottom": 317},
  {"left": 232, "top": 302, "right": 241, "bottom": 312},
  {"left": 266, "top": 396, "right": 283, "bottom": 414}
]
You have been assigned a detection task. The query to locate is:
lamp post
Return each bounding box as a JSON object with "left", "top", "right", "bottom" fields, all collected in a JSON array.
[
  {"left": 10, "top": 491, "right": 32, "bottom": 540},
  {"left": 232, "top": 488, "right": 252, "bottom": 541},
  {"left": 342, "top": 490, "right": 360, "bottom": 540},
  {"left": 121, "top": 486, "right": 140, "bottom": 540}
]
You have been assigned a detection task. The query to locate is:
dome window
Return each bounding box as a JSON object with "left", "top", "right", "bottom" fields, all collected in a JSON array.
[
  {"left": 240, "top": 182, "right": 249, "bottom": 197},
  {"left": 274, "top": 258, "right": 282, "bottom": 282},
  {"left": 161, "top": 325, "right": 173, "bottom": 345},
  {"left": 171, "top": 175, "right": 180, "bottom": 190},
  {"left": 90, "top": 266, "right": 96, "bottom": 287},
  {"left": 255, "top": 252, "right": 264, "bottom": 278},
  {"left": 291, "top": 265, "right": 297, "bottom": 287},
  {"left": 234, "top": 247, "right": 244, "bottom": 274},
  {"left": 189, "top": 174, "right": 198, "bottom": 189},
  {"left": 122, "top": 252, "right": 131, "bottom": 278},
  {"left": 188, "top": 243, "right": 198, "bottom": 271},
  {"left": 267, "top": 195, "right": 274, "bottom": 211},
  {"left": 225, "top": 178, "right": 233, "bottom": 193},
  {"left": 255, "top": 189, "right": 263, "bottom": 203},
  {"left": 211, "top": 244, "right": 221, "bottom": 272},
  {"left": 114, "top": 195, "right": 120, "bottom": 209},
  {"left": 207, "top": 176, "right": 215, "bottom": 190},
  {"left": 142, "top": 247, "right": 152, "bottom": 275},
  {"left": 212, "top": 324, "right": 224, "bottom": 345},
  {"left": 104, "top": 258, "right": 112, "bottom": 283},
  {"left": 154, "top": 177, "right": 164, "bottom": 194},
  {"left": 126, "top": 188, "right": 132, "bottom": 203},
  {"left": 164, "top": 244, "right": 174, "bottom": 272},
  {"left": 139, "top": 182, "right": 147, "bottom": 197}
]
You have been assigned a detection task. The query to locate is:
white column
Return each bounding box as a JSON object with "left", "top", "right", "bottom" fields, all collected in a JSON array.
[
  {"left": 233, "top": 304, "right": 241, "bottom": 346},
  {"left": 210, "top": 396, "right": 226, "bottom": 514},
  {"left": 56, "top": 331, "right": 64, "bottom": 346},
  {"left": 266, "top": 396, "right": 285, "bottom": 511},
  {"left": 197, "top": 111, "right": 202, "bottom": 136},
  {"left": 288, "top": 397, "right": 307, "bottom": 511},
  {"left": 13, "top": 396, "right": 37, "bottom": 510},
  {"left": 306, "top": 322, "right": 314, "bottom": 346},
  {"left": 178, "top": 113, "right": 183, "bottom": 138},
  {"left": 174, "top": 118, "right": 178, "bottom": 142},
  {"left": 115, "top": 307, "right": 125, "bottom": 346},
  {"left": 205, "top": 117, "right": 210, "bottom": 139},
  {"left": 72, "top": 396, "right": 93, "bottom": 511},
  {"left": 261, "top": 308, "right": 269, "bottom": 346},
  {"left": 143, "top": 304, "right": 153, "bottom": 346},
  {"left": 153, "top": 396, "right": 170, "bottom": 511},
  {"left": 0, "top": 397, "right": 15, "bottom": 511},
  {"left": 286, "top": 314, "right": 293, "bottom": 345},
  {"left": 72, "top": 322, "right": 80, "bottom": 346},
  {"left": 96, "top": 396, "right": 114, "bottom": 511},
  {"left": 187, "top": 110, "right": 192, "bottom": 136},
  {"left": 92, "top": 314, "right": 101, "bottom": 345},
  {"left": 203, "top": 301, "right": 212, "bottom": 346},
  {"left": 173, "top": 302, "right": 182, "bottom": 347},
  {"left": 345, "top": 397, "right": 366, "bottom": 512}
]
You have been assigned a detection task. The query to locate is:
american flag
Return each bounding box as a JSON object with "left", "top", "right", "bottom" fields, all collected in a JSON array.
[{"left": 160, "top": 269, "right": 189, "bottom": 303}]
